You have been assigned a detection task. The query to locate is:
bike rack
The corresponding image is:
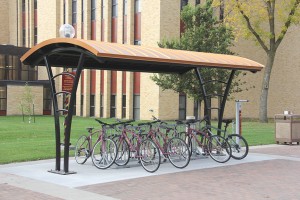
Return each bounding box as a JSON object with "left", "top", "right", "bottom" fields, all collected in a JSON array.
[{"left": 20, "top": 38, "right": 263, "bottom": 174}]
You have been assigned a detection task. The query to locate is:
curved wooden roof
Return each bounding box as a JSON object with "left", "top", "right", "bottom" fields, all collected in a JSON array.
[{"left": 21, "top": 38, "right": 264, "bottom": 74}]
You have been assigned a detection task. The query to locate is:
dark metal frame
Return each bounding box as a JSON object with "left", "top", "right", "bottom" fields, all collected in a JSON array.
[
  {"left": 195, "top": 68, "right": 236, "bottom": 133},
  {"left": 42, "top": 48, "right": 93, "bottom": 174},
  {"left": 25, "top": 46, "right": 239, "bottom": 174}
]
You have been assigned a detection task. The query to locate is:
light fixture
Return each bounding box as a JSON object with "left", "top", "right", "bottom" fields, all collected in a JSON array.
[{"left": 59, "top": 24, "right": 75, "bottom": 38}]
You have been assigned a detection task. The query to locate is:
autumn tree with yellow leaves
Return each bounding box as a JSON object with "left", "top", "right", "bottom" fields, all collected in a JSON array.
[{"left": 223, "top": 0, "right": 300, "bottom": 122}]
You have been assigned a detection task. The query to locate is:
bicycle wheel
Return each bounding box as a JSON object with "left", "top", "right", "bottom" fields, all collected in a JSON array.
[
  {"left": 75, "top": 135, "right": 90, "bottom": 164},
  {"left": 226, "top": 134, "right": 249, "bottom": 160},
  {"left": 167, "top": 137, "right": 190, "bottom": 169},
  {"left": 207, "top": 135, "right": 231, "bottom": 163},
  {"left": 113, "top": 136, "right": 130, "bottom": 166},
  {"left": 138, "top": 138, "right": 161, "bottom": 173},
  {"left": 92, "top": 138, "right": 117, "bottom": 169}
]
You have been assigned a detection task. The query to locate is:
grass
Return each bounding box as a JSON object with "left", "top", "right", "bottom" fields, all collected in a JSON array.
[{"left": 0, "top": 115, "right": 275, "bottom": 164}]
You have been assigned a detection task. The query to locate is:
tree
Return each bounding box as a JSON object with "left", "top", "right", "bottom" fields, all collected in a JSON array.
[
  {"left": 151, "top": 1, "right": 243, "bottom": 106},
  {"left": 19, "top": 82, "right": 35, "bottom": 123},
  {"left": 223, "top": 0, "right": 300, "bottom": 122}
]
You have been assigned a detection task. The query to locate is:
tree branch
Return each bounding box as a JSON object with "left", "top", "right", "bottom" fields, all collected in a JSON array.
[
  {"left": 267, "top": 0, "right": 276, "bottom": 50},
  {"left": 275, "top": 0, "right": 300, "bottom": 50},
  {"left": 235, "top": 0, "right": 269, "bottom": 53}
]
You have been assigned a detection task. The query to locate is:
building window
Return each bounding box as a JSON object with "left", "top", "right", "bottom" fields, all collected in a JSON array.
[
  {"left": 134, "top": 40, "right": 141, "bottom": 45},
  {"left": 80, "top": 94, "right": 83, "bottom": 116},
  {"left": 63, "top": 0, "right": 66, "bottom": 24},
  {"left": 43, "top": 86, "right": 52, "bottom": 115},
  {"left": 135, "top": 0, "right": 141, "bottom": 13},
  {"left": 195, "top": 0, "right": 200, "bottom": 5},
  {"left": 90, "top": 94, "right": 95, "bottom": 117},
  {"left": 110, "top": 94, "right": 116, "bottom": 118},
  {"left": 124, "top": 0, "right": 127, "bottom": 15},
  {"left": 101, "top": 0, "right": 105, "bottom": 19},
  {"left": 123, "top": 0, "right": 128, "bottom": 44},
  {"left": 179, "top": 94, "right": 186, "bottom": 120},
  {"left": 219, "top": 0, "right": 224, "bottom": 21},
  {"left": 91, "top": 0, "right": 96, "bottom": 20},
  {"left": 82, "top": 0, "right": 84, "bottom": 23},
  {"left": 0, "top": 55, "right": 37, "bottom": 81},
  {"left": 112, "top": 0, "right": 118, "bottom": 17},
  {"left": 100, "top": 94, "right": 103, "bottom": 117},
  {"left": 34, "top": 27, "right": 37, "bottom": 45},
  {"left": 22, "top": 29, "right": 26, "bottom": 47},
  {"left": 122, "top": 94, "right": 126, "bottom": 118},
  {"left": 194, "top": 100, "right": 199, "bottom": 120},
  {"left": 181, "top": 0, "right": 188, "bottom": 10},
  {"left": 133, "top": 95, "right": 140, "bottom": 120},
  {"left": 21, "top": 64, "right": 38, "bottom": 81},
  {"left": 0, "top": 86, "right": 7, "bottom": 115},
  {"left": 34, "top": 0, "right": 37, "bottom": 9},
  {"left": 72, "top": 0, "right": 77, "bottom": 25},
  {"left": 22, "top": 0, "right": 26, "bottom": 12},
  {"left": 134, "top": 0, "right": 141, "bottom": 45}
]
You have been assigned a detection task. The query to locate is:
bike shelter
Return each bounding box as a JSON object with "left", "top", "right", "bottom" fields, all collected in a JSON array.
[{"left": 21, "top": 38, "right": 264, "bottom": 174}]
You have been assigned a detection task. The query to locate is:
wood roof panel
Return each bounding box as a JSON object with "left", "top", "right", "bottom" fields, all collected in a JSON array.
[{"left": 21, "top": 38, "right": 264, "bottom": 73}]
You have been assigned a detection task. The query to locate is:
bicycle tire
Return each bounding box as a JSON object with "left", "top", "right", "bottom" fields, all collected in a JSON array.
[
  {"left": 167, "top": 137, "right": 190, "bottom": 169},
  {"left": 92, "top": 138, "right": 117, "bottom": 169},
  {"left": 138, "top": 138, "right": 161, "bottom": 173},
  {"left": 75, "top": 135, "right": 90, "bottom": 164},
  {"left": 226, "top": 134, "right": 249, "bottom": 160},
  {"left": 113, "top": 136, "right": 130, "bottom": 166},
  {"left": 207, "top": 135, "right": 231, "bottom": 163}
]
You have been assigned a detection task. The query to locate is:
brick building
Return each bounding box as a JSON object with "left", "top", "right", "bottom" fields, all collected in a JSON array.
[{"left": 1, "top": 0, "right": 299, "bottom": 120}]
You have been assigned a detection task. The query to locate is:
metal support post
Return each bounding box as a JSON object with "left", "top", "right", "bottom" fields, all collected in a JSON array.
[
  {"left": 63, "top": 53, "right": 85, "bottom": 174},
  {"left": 44, "top": 56, "right": 61, "bottom": 172}
]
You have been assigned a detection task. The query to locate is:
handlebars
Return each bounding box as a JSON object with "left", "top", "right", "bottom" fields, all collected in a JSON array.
[{"left": 95, "top": 119, "right": 135, "bottom": 128}]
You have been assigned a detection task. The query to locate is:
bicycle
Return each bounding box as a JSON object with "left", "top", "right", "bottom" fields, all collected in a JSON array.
[
  {"left": 112, "top": 121, "right": 161, "bottom": 173},
  {"left": 177, "top": 119, "right": 232, "bottom": 163},
  {"left": 139, "top": 118, "right": 191, "bottom": 169},
  {"left": 74, "top": 119, "right": 118, "bottom": 169},
  {"left": 220, "top": 119, "right": 249, "bottom": 160}
]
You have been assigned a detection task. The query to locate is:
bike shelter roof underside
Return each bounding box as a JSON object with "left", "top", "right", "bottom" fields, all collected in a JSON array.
[{"left": 20, "top": 38, "right": 264, "bottom": 174}]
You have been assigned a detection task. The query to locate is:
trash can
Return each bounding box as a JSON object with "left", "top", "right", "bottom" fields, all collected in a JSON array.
[{"left": 275, "top": 114, "right": 300, "bottom": 145}]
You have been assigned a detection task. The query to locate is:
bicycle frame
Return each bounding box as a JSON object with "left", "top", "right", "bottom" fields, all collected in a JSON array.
[
  {"left": 185, "top": 125, "right": 210, "bottom": 154},
  {"left": 146, "top": 125, "right": 170, "bottom": 157},
  {"left": 116, "top": 126, "right": 145, "bottom": 158}
]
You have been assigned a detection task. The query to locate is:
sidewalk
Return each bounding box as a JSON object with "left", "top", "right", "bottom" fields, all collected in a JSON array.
[{"left": 1, "top": 144, "right": 300, "bottom": 200}]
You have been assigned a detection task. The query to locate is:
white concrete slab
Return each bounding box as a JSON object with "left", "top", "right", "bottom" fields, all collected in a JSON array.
[{"left": 0, "top": 153, "right": 278, "bottom": 188}]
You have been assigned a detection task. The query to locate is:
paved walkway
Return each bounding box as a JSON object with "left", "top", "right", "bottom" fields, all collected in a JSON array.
[{"left": 1, "top": 144, "right": 300, "bottom": 200}]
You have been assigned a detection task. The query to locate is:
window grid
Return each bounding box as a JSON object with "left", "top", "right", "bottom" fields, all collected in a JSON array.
[
  {"left": 110, "top": 94, "right": 116, "bottom": 118},
  {"left": 0, "top": 55, "right": 37, "bottom": 81},
  {"left": 181, "top": 0, "right": 188, "bottom": 10},
  {"left": 179, "top": 94, "right": 186, "bottom": 120},
  {"left": 90, "top": 94, "right": 95, "bottom": 117},
  {"left": 122, "top": 94, "right": 126, "bottom": 118},
  {"left": 0, "top": 86, "right": 7, "bottom": 111}
]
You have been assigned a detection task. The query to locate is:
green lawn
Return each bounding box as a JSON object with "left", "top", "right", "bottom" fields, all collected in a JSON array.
[{"left": 0, "top": 115, "right": 275, "bottom": 164}]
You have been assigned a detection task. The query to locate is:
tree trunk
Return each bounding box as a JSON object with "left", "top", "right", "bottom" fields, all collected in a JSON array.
[{"left": 259, "top": 51, "right": 276, "bottom": 123}]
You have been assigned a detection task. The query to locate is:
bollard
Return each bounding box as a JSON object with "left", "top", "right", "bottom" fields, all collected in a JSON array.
[{"left": 235, "top": 100, "right": 249, "bottom": 135}]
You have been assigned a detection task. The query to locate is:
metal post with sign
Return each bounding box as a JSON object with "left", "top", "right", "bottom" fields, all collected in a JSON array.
[{"left": 235, "top": 100, "right": 249, "bottom": 135}]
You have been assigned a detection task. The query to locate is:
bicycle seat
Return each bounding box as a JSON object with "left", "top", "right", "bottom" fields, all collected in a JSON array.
[
  {"left": 222, "top": 119, "right": 233, "bottom": 124},
  {"left": 86, "top": 127, "right": 94, "bottom": 132}
]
